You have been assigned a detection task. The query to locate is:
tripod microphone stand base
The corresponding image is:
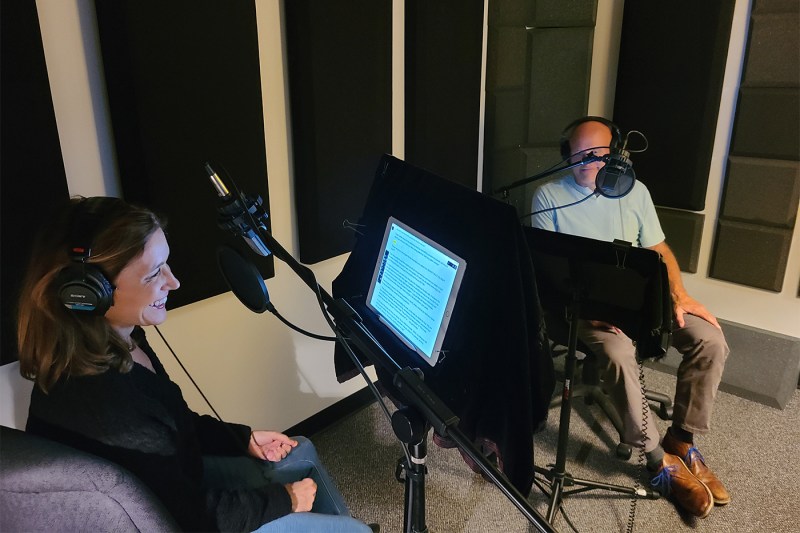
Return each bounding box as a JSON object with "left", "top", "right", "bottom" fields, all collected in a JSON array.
[{"left": 534, "top": 465, "right": 659, "bottom": 523}]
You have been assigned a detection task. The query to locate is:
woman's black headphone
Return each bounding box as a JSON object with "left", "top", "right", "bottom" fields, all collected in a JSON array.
[
  {"left": 559, "top": 116, "right": 622, "bottom": 160},
  {"left": 57, "top": 198, "right": 122, "bottom": 315}
]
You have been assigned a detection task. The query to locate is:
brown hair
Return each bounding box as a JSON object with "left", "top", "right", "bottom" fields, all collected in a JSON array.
[{"left": 17, "top": 196, "right": 166, "bottom": 392}]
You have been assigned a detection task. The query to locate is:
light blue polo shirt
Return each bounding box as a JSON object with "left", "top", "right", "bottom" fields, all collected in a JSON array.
[{"left": 531, "top": 175, "right": 665, "bottom": 248}]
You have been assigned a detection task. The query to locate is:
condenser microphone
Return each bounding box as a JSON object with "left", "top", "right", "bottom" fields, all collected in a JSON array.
[
  {"left": 205, "top": 163, "right": 272, "bottom": 257},
  {"left": 595, "top": 141, "right": 636, "bottom": 199}
]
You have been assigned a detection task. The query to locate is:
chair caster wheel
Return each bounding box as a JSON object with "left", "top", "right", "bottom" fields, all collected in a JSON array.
[
  {"left": 616, "top": 443, "right": 632, "bottom": 460},
  {"left": 658, "top": 404, "right": 674, "bottom": 420}
]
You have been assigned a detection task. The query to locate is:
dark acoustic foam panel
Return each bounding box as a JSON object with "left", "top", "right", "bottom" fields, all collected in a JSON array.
[
  {"left": 95, "top": 0, "right": 273, "bottom": 310},
  {"left": 488, "top": 27, "right": 529, "bottom": 89},
  {"left": 488, "top": 90, "right": 529, "bottom": 149},
  {"left": 614, "top": 2, "right": 735, "bottom": 212},
  {"left": 711, "top": 220, "right": 792, "bottom": 292},
  {"left": 655, "top": 208, "right": 704, "bottom": 274},
  {"left": 532, "top": 0, "right": 596, "bottom": 26},
  {"left": 285, "top": 0, "right": 392, "bottom": 264},
  {"left": 1, "top": 0, "right": 71, "bottom": 365},
  {"left": 722, "top": 157, "right": 800, "bottom": 227},
  {"left": 730, "top": 87, "right": 800, "bottom": 161},
  {"left": 743, "top": 10, "right": 800, "bottom": 86},
  {"left": 483, "top": 3, "right": 596, "bottom": 197},
  {"left": 405, "top": 0, "right": 484, "bottom": 189},
  {"left": 528, "top": 27, "right": 594, "bottom": 146}
]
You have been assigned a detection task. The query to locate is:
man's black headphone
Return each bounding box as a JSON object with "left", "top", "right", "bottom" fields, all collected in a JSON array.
[
  {"left": 57, "top": 198, "right": 122, "bottom": 315},
  {"left": 559, "top": 116, "right": 622, "bottom": 160}
]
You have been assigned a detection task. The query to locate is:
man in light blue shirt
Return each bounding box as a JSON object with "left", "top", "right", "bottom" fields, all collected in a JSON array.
[{"left": 532, "top": 117, "right": 730, "bottom": 519}]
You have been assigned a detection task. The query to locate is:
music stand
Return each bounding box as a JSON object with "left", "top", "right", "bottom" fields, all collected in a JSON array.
[{"left": 523, "top": 227, "right": 672, "bottom": 523}]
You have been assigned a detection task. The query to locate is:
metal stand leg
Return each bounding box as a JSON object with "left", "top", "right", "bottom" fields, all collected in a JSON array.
[
  {"left": 536, "top": 297, "right": 659, "bottom": 524},
  {"left": 392, "top": 407, "right": 430, "bottom": 533}
]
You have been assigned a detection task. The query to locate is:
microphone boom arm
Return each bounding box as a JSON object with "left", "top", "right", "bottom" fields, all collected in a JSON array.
[
  {"left": 207, "top": 168, "right": 556, "bottom": 532},
  {"left": 494, "top": 155, "right": 604, "bottom": 197}
]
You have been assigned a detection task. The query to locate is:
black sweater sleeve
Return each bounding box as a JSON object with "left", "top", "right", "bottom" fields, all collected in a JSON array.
[
  {"left": 26, "top": 416, "right": 292, "bottom": 531},
  {"left": 26, "top": 340, "right": 293, "bottom": 532}
]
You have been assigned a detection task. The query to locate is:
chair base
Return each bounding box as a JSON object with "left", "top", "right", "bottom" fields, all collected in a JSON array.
[{"left": 550, "top": 372, "right": 674, "bottom": 460}]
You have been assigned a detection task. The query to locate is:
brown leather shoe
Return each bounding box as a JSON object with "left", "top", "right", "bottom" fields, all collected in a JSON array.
[
  {"left": 651, "top": 453, "right": 714, "bottom": 518},
  {"left": 663, "top": 430, "right": 731, "bottom": 505}
]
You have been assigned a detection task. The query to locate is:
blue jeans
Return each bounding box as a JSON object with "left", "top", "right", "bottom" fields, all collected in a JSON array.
[
  {"left": 254, "top": 512, "right": 372, "bottom": 533},
  {"left": 203, "top": 436, "right": 370, "bottom": 532}
]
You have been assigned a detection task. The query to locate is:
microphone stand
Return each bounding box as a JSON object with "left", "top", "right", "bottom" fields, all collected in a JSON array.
[{"left": 249, "top": 221, "right": 556, "bottom": 533}]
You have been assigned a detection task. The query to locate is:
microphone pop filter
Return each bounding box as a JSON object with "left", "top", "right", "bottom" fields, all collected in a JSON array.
[
  {"left": 217, "top": 245, "right": 271, "bottom": 313},
  {"left": 596, "top": 153, "right": 636, "bottom": 199}
]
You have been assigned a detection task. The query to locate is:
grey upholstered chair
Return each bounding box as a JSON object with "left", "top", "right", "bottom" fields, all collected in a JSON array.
[{"left": 0, "top": 425, "right": 178, "bottom": 532}]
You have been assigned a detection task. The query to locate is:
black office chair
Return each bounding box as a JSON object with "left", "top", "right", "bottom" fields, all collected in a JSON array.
[{"left": 545, "top": 314, "right": 673, "bottom": 460}]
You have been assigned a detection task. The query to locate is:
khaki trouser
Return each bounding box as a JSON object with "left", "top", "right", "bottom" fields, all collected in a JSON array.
[{"left": 577, "top": 314, "right": 730, "bottom": 452}]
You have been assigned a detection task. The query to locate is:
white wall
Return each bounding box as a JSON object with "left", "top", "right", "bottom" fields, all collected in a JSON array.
[{"left": 36, "top": 0, "right": 374, "bottom": 431}]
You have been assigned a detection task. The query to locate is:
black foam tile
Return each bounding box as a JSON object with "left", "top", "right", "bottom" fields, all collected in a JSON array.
[
  {"left": 722, "top": 156, "right": 800, "bottom": 227},
  {"left": 710, "top": 220, "right": 792, "bottom": 291},
  {"left": 655, "top": 208, "right": 704, "bottom": 273}
]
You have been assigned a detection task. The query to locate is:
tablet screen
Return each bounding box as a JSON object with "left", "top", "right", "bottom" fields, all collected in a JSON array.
[{"left": 365, "top": 217, "right": 466, "bottom": 366}]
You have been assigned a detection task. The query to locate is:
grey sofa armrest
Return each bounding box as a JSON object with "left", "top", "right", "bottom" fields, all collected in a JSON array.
[{"left": 0, "top": 425, "right": 179, "bottom": 532}]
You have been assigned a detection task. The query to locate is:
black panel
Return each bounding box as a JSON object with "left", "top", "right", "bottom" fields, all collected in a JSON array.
[
  {"left": 483, "top": 0, "right": 596, "bottom": 199},
  {"left": 711, "top": 220, "right": 792, "bottom": 292},
  {"left": 1, "top": 0, "right": 70, "bottom": 364},
  {"left": 94, "top": 0, "right": 272, "bottom": 309},
  {"left": 405, "top": 0, "right": 484, "bottom": 187},
  {"left": 528, "top": 27, "right": 594, "bottom": 145},
  {"left": 730, "top": 88, "right": 800, "bottom": 160},
  {"left": 531, "top": 0, "right": 596, "bottom": 26},
  {"left": 614, "top": 2, "right": 735, "bottom": 212},
  {"left": 722, "top": 157, "right": 800, "bottom": 227},
  {"left": 655, "top": 208, "right": 704, "bottom": 274},
  {"left": 743, "top": 11, "right": 800, "bottom": 86},
  {"left": 285, "top": 0, "right": 392, "bottom": 264}
]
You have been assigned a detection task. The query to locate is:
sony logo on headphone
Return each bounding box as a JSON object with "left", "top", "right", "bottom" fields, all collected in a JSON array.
[{"left": 68, "top": 293, "right": 87, "bottom": 299}]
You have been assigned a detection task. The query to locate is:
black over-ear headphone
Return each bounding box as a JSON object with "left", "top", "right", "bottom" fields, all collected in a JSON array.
[
  {"left": 57, "top": 198, "right": 121, "bottom": 315},
  {"left": 559, "top": 116, "right": 622, "bottom": 160}
]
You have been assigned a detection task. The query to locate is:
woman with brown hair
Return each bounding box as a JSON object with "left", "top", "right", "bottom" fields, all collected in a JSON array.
[{"left": 18, "top": 196, "right": 373, "bottom": 532}]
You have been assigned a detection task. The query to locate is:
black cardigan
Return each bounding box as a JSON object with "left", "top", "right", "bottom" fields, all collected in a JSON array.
[{"left": 26, "top": 327, "right": 292, "bottom": 532}]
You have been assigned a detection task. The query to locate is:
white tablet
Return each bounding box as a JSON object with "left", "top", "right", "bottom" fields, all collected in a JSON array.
[{"left": 365, "top": 217, "right": 467, "bottom": 367}]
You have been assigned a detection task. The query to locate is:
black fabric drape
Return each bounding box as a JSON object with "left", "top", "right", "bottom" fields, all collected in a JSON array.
[{"left": 332, "top": 155, "right": 554, "bottom": 494}]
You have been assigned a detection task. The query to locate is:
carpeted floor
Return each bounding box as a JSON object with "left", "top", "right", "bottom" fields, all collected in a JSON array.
[{"left": 312, "top": 367, "right": 800, "bottom": 533}]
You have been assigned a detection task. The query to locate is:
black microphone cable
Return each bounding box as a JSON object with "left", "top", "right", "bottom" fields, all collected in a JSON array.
[
  {"left": 266, "top": 303, "right": 337, "bottom": 342},
  {"left": 626, "top": 357, "right": 654, "bottom": 533},
  {"left": 520, "top": 190, "right": 597, "bottom": 221},
  {"left": 152, "top": 324, "right": 252, "bottom": 453}
]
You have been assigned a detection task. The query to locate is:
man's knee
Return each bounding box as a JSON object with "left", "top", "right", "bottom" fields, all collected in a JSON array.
[{"left": 675, "top": 316, "right": 729, "bottom": 367}]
